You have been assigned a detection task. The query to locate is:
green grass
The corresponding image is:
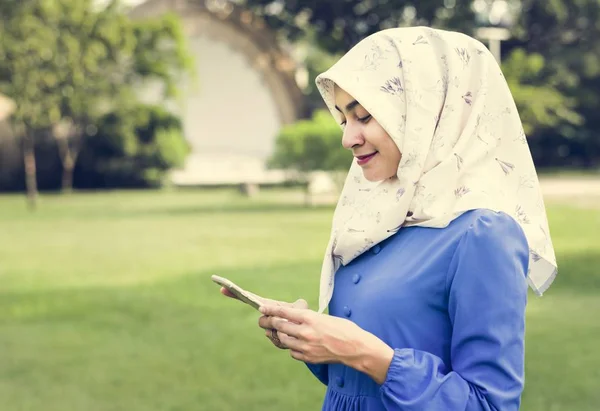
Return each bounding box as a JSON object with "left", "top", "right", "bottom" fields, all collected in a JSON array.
[{"left": 0, "top": 189, "right": 599, "bottom": 410}]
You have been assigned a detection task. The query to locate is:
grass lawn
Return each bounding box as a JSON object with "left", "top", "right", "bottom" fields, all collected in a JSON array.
[{"left": 1, "top": 188, "right": 599, "bottom": 410}]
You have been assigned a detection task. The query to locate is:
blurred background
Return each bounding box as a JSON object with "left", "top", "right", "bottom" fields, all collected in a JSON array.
[{"left": 1, "top": 0, "right": 599, "bottom": 410}]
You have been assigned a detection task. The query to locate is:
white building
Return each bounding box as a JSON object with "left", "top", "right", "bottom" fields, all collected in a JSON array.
[{"left": 129, "top": 0, "right": 307, "bottom": 186}]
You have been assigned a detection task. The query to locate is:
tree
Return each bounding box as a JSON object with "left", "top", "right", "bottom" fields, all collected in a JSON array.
[
  {"left": 238, "top": 0, "right": 475, "bottom": 54},
  {"left": 0, "top": 0, "right": 65, "bottom": 207},
  {"left": 44, "top": 0, "right": 137, "bottom": 193},
  {"left": 502, "top": 48, "right": 583, "bottom": 137},
  {"left": 504, "top": 0, "right": 600, "bottom": 167},
  {"left": 0, "top": 0, "right": 193, "bottom": 205},
  {"left": 50, "top": 1, "right": 192, "bottom": 192}
]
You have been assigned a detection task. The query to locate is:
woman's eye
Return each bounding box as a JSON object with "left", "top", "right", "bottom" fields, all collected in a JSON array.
[{"left": 339, "top": 115, "right": 370, "bottom": 126}]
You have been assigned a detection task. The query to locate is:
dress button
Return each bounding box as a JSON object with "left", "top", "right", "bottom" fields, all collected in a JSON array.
[
  {"left": 352, "top": 273, "right": 361, "bottom": 284},
  {"left": 372, "top": 245, "right": 381, "bottom": 254},
  {"left": 343, "top": 306, "right": 352, "bottom": 317},
  {"left": 335, "top": 376, "right": 344, "bottom": 388}
]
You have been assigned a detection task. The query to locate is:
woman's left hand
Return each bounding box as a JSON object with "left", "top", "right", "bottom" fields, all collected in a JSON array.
[{"left": 259, "top": 305, "right": 394, "bottom": 383}]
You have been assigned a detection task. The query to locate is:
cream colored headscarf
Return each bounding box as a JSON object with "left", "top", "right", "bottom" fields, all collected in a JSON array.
[{"left": 315, "top": 26, "right": 558, "bottom": 313}]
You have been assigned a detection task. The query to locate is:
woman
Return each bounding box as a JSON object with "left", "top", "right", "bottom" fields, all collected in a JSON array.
[{"left": 221, "top": 26, "right": 557, "bottom": 410}]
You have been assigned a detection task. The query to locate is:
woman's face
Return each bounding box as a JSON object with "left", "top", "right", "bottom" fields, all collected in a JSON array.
[{"left": 334, "top": 86, "right": 402, "bottom": 182}]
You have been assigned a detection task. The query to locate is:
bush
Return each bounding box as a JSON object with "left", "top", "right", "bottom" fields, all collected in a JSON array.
[
  {"left": 74, "top": 104, "right": 189, "bottom": 189},
  {"left": 268, "top": 109, "right": 351, "bottom": 173}
]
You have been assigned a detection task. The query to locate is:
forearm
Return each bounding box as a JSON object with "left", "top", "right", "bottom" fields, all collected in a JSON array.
[{"left": 345, "top": 332, "right": 394, "bottom": 385}]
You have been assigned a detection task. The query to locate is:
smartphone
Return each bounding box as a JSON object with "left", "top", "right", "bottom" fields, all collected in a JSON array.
[{"left": 211, "top": 275, "right": 263, "bottom": 311}]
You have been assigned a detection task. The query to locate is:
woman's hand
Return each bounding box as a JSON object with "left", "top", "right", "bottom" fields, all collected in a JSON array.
[
  {"left": 259, "top": 305, "right": 395, "bottom": 385},
  {"left": 258, "top": 298, "right": 309, "bottom": 349},
  {"left": 219, "top": 286, "right": 308, "bottom": 349}
]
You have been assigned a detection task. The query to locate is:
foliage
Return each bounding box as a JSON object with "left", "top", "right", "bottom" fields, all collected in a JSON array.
[
  {"left": 75, "top": 103, "right": 190, "bottom": 188},
  {"left": 240, "top": 0, "right": 600, "bottom": 168},
  {"left": 297, "top": 38, "right": 343, "bottom": 113},
  {"left": 505, "top": 0, "right": 600, "bottom": 167},
  {"left": 268, "top": 109, "right": 350, "bottom": 173},
  {"left": 502, "top": 48, "right": 583, "bottom": 136},
  {"left": 239, "top": 0, "right": 475, "bottom": 53},
  {"left": 0, "top": 0, "right": 193, "bottom": 197}
]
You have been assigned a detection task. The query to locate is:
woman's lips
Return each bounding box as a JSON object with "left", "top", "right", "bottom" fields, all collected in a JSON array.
[{"left": 356, "top": 152, "right": 378, "bottom": 165}]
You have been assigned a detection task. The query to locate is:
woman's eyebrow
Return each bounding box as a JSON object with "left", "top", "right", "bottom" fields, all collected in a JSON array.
[{"left": 335, "top": 100, "right": 360, "bottom": 114}]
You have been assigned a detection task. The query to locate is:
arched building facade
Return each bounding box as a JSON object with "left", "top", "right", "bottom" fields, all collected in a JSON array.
[{"left": 130, "top": 0, "right": 307, "bottom": 185}]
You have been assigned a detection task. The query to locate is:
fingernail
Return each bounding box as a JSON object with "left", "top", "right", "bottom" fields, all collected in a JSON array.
[{"left": 259, "top": 307, "right": 266, "bottom": 314}]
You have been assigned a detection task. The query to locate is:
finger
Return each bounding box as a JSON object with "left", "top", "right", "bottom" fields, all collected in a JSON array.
[
  {"left": 245, "top": 291, "right": 271, "bottom": 306},
  {"left": 278, "top": 331, "right": 295, "bottom": 340},
  {"left": 265, "top": 329, "right": 291, "bottom": 350},
  {"left": 264, "top": 329, "right": 286, "bottom": 348},
  {"left": 259, "top": 306, "right": 310, "bottom": 323},
  {"left": 290, "top": 350, "right": 308, "bottom": 362},
  {"left": 258, "top": 296, "right": 287, "bottom": 307},
  {"left": 258, "top": 315, "right": 275, "bottom": 330},
  {"left": 263, "top": 300, "right": 286, "bottom": 307},
  {"left": 271, "top": 317, "right": 303, "bottom": 338},
  {"left": 268, "top": 329, "right": 297, "bottom": 342},
  {"left": 292, "top": 299, "right": 309, "bottom": 310},
  {"left": 278, "top": 332, "right": 305, "bottom": 352},
  {"left": 220, "top": 287, "right": 239, "bottom": 300}
]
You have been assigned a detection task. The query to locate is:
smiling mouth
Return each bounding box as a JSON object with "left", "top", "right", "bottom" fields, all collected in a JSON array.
[{"left": 356, "top": 152, "right": 378, "bottom": 165}]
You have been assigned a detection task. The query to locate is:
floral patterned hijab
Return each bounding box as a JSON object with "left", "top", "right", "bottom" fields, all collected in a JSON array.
[{"left": 315, "top": 26, "right": 557, "bottom": 313}]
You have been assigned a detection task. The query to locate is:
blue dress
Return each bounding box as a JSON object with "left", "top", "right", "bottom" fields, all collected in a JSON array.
[{"left": 306, "top": 209, "right": 529, "bottom": 410}]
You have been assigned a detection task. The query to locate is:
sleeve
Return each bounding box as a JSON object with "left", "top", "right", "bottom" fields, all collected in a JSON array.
[
  {"left": 379, "top": 211, "right": 529, "bottom": 411},
  {"left": 305, "top": 363, "right": 329, "bottom": 386}
]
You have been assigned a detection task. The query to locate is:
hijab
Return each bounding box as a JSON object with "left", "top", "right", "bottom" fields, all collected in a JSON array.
[{"left": 315, "top": 26, "right": 557, "bottom": 313}]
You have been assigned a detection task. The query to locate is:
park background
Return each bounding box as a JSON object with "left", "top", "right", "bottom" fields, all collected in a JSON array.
[{"left": 1, "top": 1, "right": 600, "bottom": 410}]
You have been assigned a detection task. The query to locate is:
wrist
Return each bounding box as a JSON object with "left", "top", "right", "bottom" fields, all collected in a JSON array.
[{"left": 350, "top": 333, "right": 394, "bottom": 385}]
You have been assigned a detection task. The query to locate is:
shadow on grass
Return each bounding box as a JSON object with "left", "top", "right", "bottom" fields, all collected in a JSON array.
[
  {"left": 0, "top": 261, "right": 326, "bottom": 411},
  {"left": 2, "top": 255, "right": 599, "bottom": 411}
]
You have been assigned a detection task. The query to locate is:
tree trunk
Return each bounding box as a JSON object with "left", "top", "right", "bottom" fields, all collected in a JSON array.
[
  {"left": 56, "top": 135, "right": 80, "bottom": 193},
  {"left": 304, "top": 178, "right": 312, "bottom": 207},
  {"left": 61, "top": 156, "right": 75, "bottom": 193},
  {"left": 22, "top": 132, "right": 38, "bottom": 210}
]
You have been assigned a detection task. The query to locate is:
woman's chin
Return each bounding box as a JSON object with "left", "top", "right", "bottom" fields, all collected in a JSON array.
[
  {"left": 362, "top": 172, "right": 383, "bottom": 182},
  {"left": 362, "top": 169, "right": 395, "bottom": 183}
]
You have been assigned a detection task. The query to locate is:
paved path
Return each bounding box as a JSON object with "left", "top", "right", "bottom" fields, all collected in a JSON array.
[
  {"left": 539, "top": 177, "right": 600, "bottom": 208},
  {"left": 540, "top": 177, "right": 600, "bottom": 197}
]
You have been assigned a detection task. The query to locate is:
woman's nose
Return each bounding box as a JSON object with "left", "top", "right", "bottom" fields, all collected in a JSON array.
[{"left": 341, "top": 124, "right": 364, "bottom": 150}]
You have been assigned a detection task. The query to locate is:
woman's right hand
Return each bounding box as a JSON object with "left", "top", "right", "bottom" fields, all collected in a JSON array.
[
  {"left": 259, "top": 298, "right": 309, "bottom": 349},
  {"left": 219, "top": 287, "right": 309, "bottom": 349}
]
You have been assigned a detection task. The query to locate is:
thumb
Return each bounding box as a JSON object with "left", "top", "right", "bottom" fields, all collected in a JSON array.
[{"left": 292, "top": 299, "right": 309, "bottom": 310}]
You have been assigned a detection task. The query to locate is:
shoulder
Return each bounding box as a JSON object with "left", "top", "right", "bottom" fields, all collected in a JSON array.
[
  {"left": 447, "top": 209, "right": 530, "bottom": 285},
  {"left": 405, "top": 209, "right": 528, "bottom": 253},
  {"left": 453, "top": 209, "right": 528, "bottom": 248},
  {"left": 445, "top": 209, "right": 530, "bottom": 306},
  {"left": 382, "top": 209, "right": 528, "bottom": 263},
  {"left": 451, "top": 209, "right": 523, "bottom": 234}
]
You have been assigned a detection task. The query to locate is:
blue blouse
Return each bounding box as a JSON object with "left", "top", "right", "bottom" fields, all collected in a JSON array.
[{"left": 306, "top": 209, "right": 529, "bottom": 410}]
